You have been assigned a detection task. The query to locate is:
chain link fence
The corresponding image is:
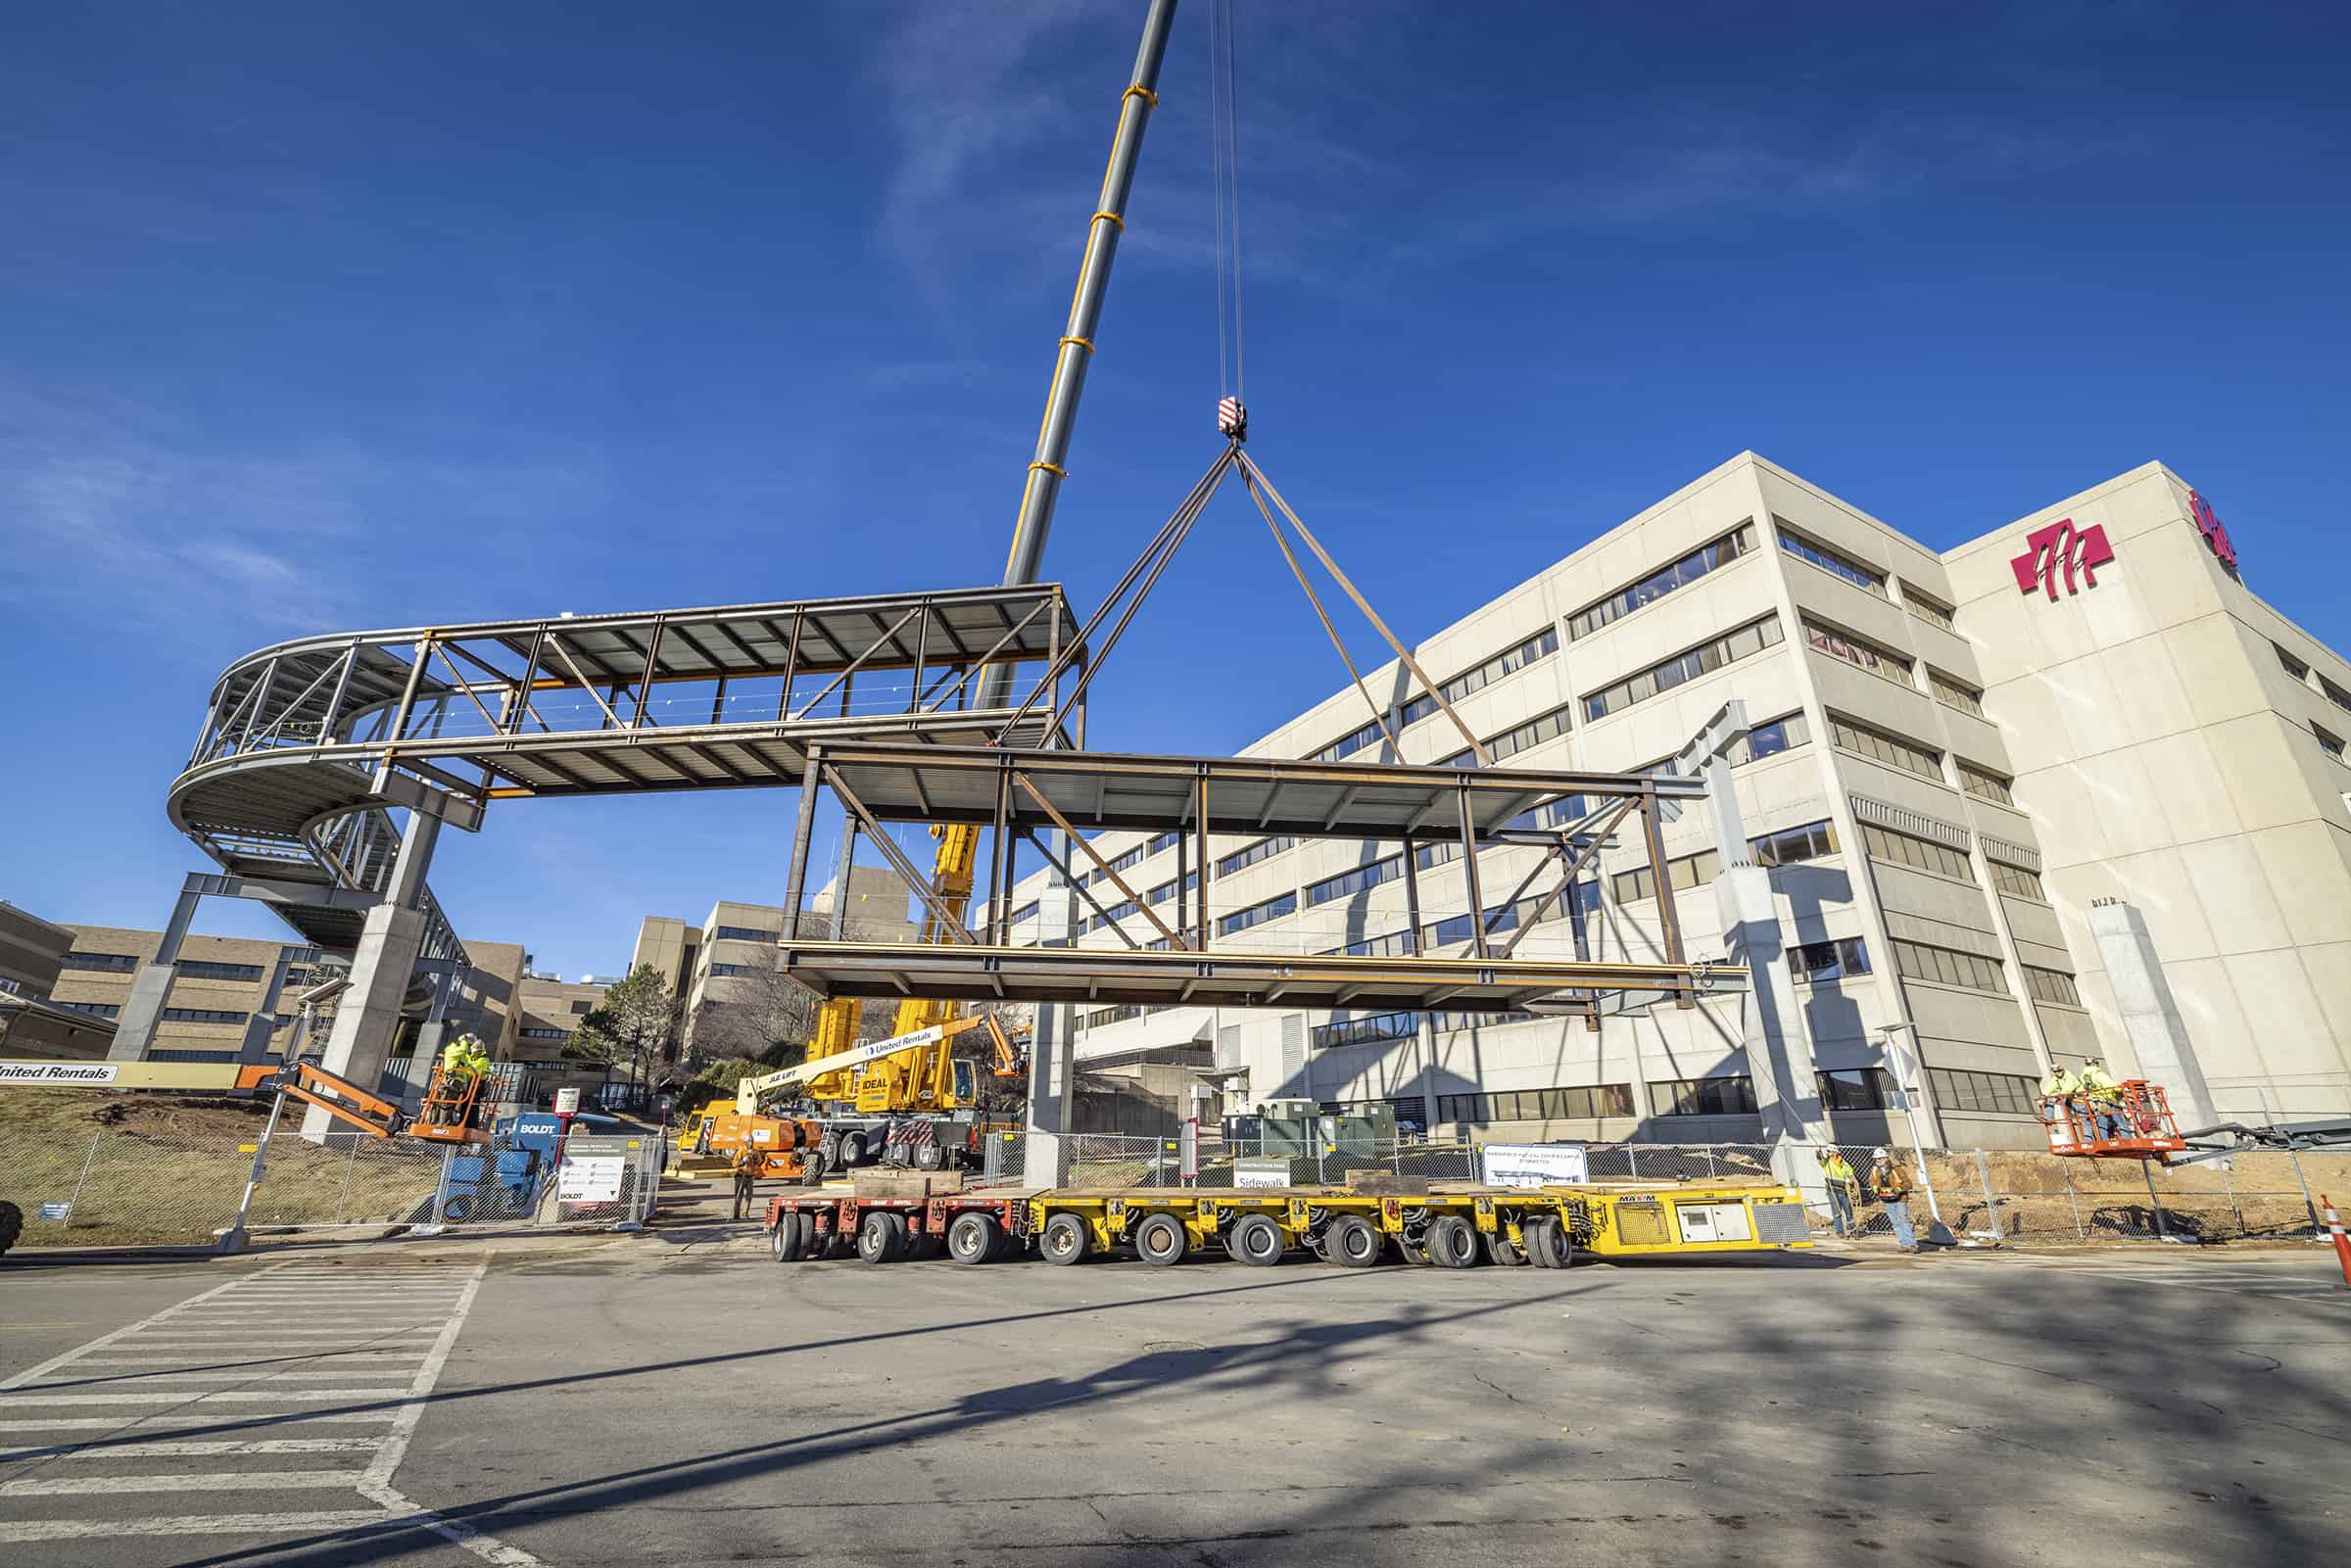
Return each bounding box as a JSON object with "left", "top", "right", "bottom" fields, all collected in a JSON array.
[{"left": 0, "top": 1096, "right": 668, "bottom": 1252}]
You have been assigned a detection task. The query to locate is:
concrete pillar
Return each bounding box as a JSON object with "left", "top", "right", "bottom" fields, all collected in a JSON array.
[
  {"left": 108, "top": 884, "right": 203, "bottom": 1061},
  {"left": 2087, "top": 898, "right": 2217, "bottom": 1130},
  {"left": 236, "top": 946, "right": 300, "bottom": 1065},
  {"left": 299, "top": 810, "right": 440, "bottom": 1141}
]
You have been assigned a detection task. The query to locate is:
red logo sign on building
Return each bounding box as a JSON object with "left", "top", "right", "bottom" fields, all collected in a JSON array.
[
  {"left": 2187, "top": 489, "right": 2239, "bottom": 574},
  {"left": 2011, "top": 518, "right": 2115, "bottom": 600}
]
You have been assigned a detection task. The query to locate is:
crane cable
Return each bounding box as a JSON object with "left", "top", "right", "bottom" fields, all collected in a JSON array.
[{"left": 1209, "top": 0, "right": 1246, "bottom": 430}]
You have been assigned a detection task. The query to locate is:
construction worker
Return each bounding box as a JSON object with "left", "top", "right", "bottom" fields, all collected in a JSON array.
[
  {"left": 1866, "top": 1147, "right": 1918, "bottom": 1253},
  {"left": 2078, "top": 1057, "right": 2124, "bottom": 1139},
  {"left": 1818, "top": 1148, "right": 1858, "bottom": 1238},
  {"left": 731, "top": 1143, "right": 762, "bottom": 1221},
  {"left": 2039, "top": 1063, "right": 2083, "bottom": 1135}
]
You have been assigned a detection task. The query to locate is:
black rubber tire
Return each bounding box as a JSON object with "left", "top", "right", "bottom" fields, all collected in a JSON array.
[
  {"left": 817, "top": 1132, "right": 841, "bottom": 1168},
  {"left": 839, "top": 1131, "right": 868, "bottom": 1166},
  {"left": 1041, "top": 1212, "right": 1090, "bottom": 1264},
  {"left": 1326, "top": 1214, "right": 1383, "bottom": 1268},
  {"left": 0, "top": 1200, "right": 20, "bottom": 1258},
  {"left": 948, "top": 1211, "right": 1002, "bottom": 1265},
  {"left": 794, "top": 1212, "right": 819, "bottom": 1259},
  {"left": 1133, "top": 1212, "right": 1189, "bottom": 1266},
  {"left": 914, "top": 1142, "right": 946, "bottom": 1172},
  {"left": 856, "top": 1210, "right": 907, "bottom": 1265},
  {"left": 440, "top": 1193, "right": 477, "bottom": 1224},
  {"left": 1484, "top": 1227, "right": 1526, "bottom": 1266},
  {"left": 1226, "top": 1213, "right": 1285, "bottom": 1267},
  {"left": 1426, "top": 1214, "right": 1482, "bottom": 1269},
  {"left": 1526, "top": 1216, "right": 1566, "bottom": 1268},
  {"left": 771, "top": 1213, "right": 801, "bottom": 1262},
  {"left": 799, "top": 1149, "right": 829, "bottom": 1188}
]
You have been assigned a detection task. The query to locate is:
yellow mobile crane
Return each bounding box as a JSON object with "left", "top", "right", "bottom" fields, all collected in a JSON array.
[{"left": 783, "top": 2, "right": 1178, "bottom": 1156}]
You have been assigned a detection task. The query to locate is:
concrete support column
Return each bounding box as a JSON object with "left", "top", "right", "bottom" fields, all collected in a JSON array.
[
  {"left": 108, "top": 884, "right": 203, "bottom": 1061},
  {"left": 235, "top": 946, "right": 300, "bottom": 1065},
  {"left": 2087, "top": 898, "right": 2217, "bottom": 1130},
  {"left": 1713, "top": 863, "right": 1832, "bottom": 1192},
  {"left": 300, "top": 810, "right": 440, "bottom": 1141},
  {"left": 398, "top": 964, "right": 464, "bottom": 1100}
]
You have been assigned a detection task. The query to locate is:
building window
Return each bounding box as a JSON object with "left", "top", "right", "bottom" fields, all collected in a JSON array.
[
  {"left": 1437, "top": 1082, "right": 1634, "bottom": 1124},
  {"left": 1731, "top": 712, "right": 1812, "bottom": 764},
  {"left": 1651, "top": 1076, "right": 1758, "bottom": 1117},
  {"left": 161, "top": 1007, "right": 249, "bottom": 1025},
  {"left": 569, "top": 1000, "right": 592, "bottom": 1014},
  {"left": 1217, "top": 835, "right": 1294, "bottom": 878},
  {"left": 1987, "top": 859, "right": 2047, "bottom": 901},
  {"left": 1308, "top": 715, "right": 1392, "bottom": 765},
  {"left": 1860, "top": 822, "right": 1975, "bottom": 882},
  {"left": 1583, "top": 615, "right": 1784, "bottom": 723},
  {"left": 1893, "top": 939, "right": 2007, "bottom": 995},
  {"left": 2316, "top": 724, "right": 2348, "bottom": 763},
  {"left": 1901, "top": 585, "right": 1958, "bottom": 633},
  {"left": 1145, "top": 872, "right": 1198, "bottom": 906},
  {"left": 2321, "top": 674, "right": 2351, "bottom": 715},
  {"left": 1079, "top": 1002, "right": 1167, "bottom": 1032},
  {"left": 1958, "top": 761, "right": 2017, "bottom": 806},
  {"left": 2277, "top": 643, "right": 2311, "bottom": 682},
  {"left": 1928, "top": 670, "right": 1987, "bottom": 718},
  {"left": 711, "top": 926, "right": 778, "bottom": 944},
  {"left": 707, "top": 962, "right": 757, "bottom": 978},
  {"left": 1788, "top": 937, "right": 1871, "bottom": 983},
  {"left": 1441, "top": 702, "right": 1577, "bottom": 767},
  {"left": 1083, "top": 843, "right": 1150, "bottom": 886},
  {"left": 1399, "top": 628, "right": 1561, "bottom": 727},
  {"left": 1218, "top": 891, "right": 1298, "bottom": 938},
  {"left": 1817, "top": 1067, "right": 1899, "bottom": 1111},
  {"left": 1148, "top": 831, "right": 1182, "bottom": 856},
  {"left": 1567, "top": 525, "right": 1757, "bottom": 641},
  {"left": 61, "top": 952, "right": 140, "bottom": 973},
  {"left": 1927, "top": 1068, "right": 2039, "bottom": 1117},
  {"left": 1612, "top": 822, "right": 1842, "bottom": 904},
  {"left": 1305, "top": 853, "right": 1406, "bottom": 908},
  {"left": 1751, "top": 819, "right": 1841, "bottom": 868},
  {"left": 1829, "top": 713, "right": 1945, "bottom": 782},
  {"left": 57, "top": 1000, "right": 121, "bottom": 1020},
  {"left": 1007, "top": 900, "right": 1039, "bottom": 927},
  {"left": 2023, "top": 966, "right": 2085, "bottom": 1007},
  {"left": 176, "top": 959, "right": 265, "bottom": 982},
  {"left": 1775, "top": 522, "right": 1887, "bottom": 595},
  {"left": 1803, "top": 619, "right": 1914, "bottom": 688},
  {"left": 522, "top": 1026, "right": 569, "bottom": 1041}
]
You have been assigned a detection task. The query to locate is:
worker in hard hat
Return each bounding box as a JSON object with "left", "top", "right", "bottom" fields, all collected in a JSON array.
[
  {"left": 2039, "top": 1063, "right": 2083, "bottom": 1137},
  {"left": 731, "top": 1142, "right": 763, "bottom": 1221},
  {"left": 1818, "top": 1147, "right": 1858, "bottom": 1238},
  {"left": 2078, "top": 1058, "right": 2124, "bottom": 1139},
  {"left": 1866, "top": 1147, "right": 1918, "bottom": 1253}
]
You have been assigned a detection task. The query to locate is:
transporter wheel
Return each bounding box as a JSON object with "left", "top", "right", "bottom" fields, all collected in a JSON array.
[
  {"left": 1133, "top": 1212, "right": 1189, "bottom": 1266},
  {"left": 440, "top": 1193, "right": 477, "bottom": 1224},
  {"left": 1484, "top": 1228, "right": 1526, "bottom": 1266},
  {"left": 839, "top": 1131, "right": 868, "bottom": 1165},
  {"left": 948, "top": 1212, "right": 1003, "bottom": 1265},
  {"left": 1226, "top": 1213, "right": 1285, "bottom": 1267},
  {"left": 914, "top": 1142, "right": 946, "bottom": 1172},
  {"left": 770, "top": 1215, "right": 800, "bottom": 1262},
  {"left": 795, "top": 1212, "right": 820, "bottom": 1259},
  {"left": 1041, "top": 1212, "right": 1090, "bottom": 1265},
  {"left": 856, "top": 1211, "right": 908, "bottom": 1265},
  {"left": 799, "top": 1149, "right": 830, "bottom": 1188},
  {"left": 1425, "top": 1215, "right": 1482, "bottom": 1269},
  {"left": 817, "top": 1132, "right": 841, "bottom": 1168},
  {"left": 1326, "top": 1214, "right": 1383, "bottom": 1268},
  {"left": 1526, "top": 1217, "right": 1572, "bottom": 1268}
]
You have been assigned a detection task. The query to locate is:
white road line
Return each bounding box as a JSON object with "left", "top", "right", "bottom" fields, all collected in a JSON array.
[
  {"left": 67, "top": 1354, "right": 434, "bottom": 1366},
  {"left": 40, "top": 1438, "right": 387, "bottom": 1458},
  {"left": 0, "top": 1390, "right": 415, "bottom": 1405},
  {"left": 96, "top": 1336, "right": 444, "bottom": 1346},
  {"left": 0, "top": 1271, "right": 261, "bottom": 1393},
  {"left": 0, "top": 1412, "right": 396, "bottom": 1431},
  {"left": 21, "top": 1371, "right": 432, "bottom": 1385},
  {"left": 3, "top": 1470, "right": 367, "bottom": 1496},
  {"left": 0, "top": 1509, "right": 400, "bottom": 1544}
]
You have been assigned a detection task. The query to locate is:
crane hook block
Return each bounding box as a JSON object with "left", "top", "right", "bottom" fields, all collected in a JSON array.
[{"left": 1217, "top": 397, "right": 1248, "bottom": 442}]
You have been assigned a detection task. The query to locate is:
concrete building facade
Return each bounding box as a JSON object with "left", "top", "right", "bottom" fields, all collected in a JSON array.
[{"left": 999, "top": 453, "right": 2349, "bottom": 1151}]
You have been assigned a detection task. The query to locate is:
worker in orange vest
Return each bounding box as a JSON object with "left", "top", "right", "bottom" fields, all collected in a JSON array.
[{"left": 731, "top": 1143, "right": 763, "bottom": 1222}]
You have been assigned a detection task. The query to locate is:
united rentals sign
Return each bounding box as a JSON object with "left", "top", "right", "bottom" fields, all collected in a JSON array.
[{"left": 2011, "top": 518, "right": 2115, "bottom": 601}]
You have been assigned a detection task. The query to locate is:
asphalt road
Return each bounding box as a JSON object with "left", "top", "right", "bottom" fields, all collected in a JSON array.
[{"left": 2, "top": 1242, "right": 2346, "bottom": 1566}]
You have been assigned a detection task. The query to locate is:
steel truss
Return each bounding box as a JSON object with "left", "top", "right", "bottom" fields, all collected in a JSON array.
[
  {"left": 780, "top": 742, "right": 1741, "bottom": 1015},
  {"left": 168, "top": 585, "right": 1085, "bottom": 956}
]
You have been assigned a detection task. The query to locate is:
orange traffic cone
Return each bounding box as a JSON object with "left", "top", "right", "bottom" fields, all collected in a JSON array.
[{"left": 2323, "top": 1194, "right": 2351, "bottom": 1291}]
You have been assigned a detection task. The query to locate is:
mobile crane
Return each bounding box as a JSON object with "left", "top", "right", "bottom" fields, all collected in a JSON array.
[{"left": 697, "top": 1011, "right": 1027, "bottom": 1180}]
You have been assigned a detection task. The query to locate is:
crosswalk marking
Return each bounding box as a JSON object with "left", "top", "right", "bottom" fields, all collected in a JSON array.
[{"left": 0, "top": 1260, "right": 539, "bottom": 1565}]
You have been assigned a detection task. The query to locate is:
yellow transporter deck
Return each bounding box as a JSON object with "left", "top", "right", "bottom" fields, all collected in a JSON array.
[{"left": 1026, "top": 1179, "right": 1811, "bottom": 1267}]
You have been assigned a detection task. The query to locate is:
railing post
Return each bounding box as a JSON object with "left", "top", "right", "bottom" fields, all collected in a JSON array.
[
  {"left": 2063, "top": 1160, "right": 2085, "bottom": 1240},
  {"left": 66, "top": 1130, "right": 103, "bottom": 1215},
  {"left": 336, "top": 1140, "right": 359, "bottom": 1224},
  {"left": 2221, "top": 1161, "right": 2245, "bottom": 1240},
  {"left": 1976, "top": 1149, "right": 2000, "bottom": 1240}
]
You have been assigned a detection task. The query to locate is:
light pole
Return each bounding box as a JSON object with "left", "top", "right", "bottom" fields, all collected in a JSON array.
[{"left": 1875, "top": 1022, "right": 1955, "bottom": 1247}]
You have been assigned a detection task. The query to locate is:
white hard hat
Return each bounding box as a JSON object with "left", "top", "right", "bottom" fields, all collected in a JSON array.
[{"left": 1871, "top": 1146, "right": 1889, "bottom": 1159}]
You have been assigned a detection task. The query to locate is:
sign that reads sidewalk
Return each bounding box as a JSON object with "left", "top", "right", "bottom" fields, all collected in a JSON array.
[
  {"left": 0, "top": 1061, "right": 120, "bottom": 1086},
  {"left": 1479, "top": 1143, "right": 1592, "bottom": 1188},
  {"left": 1232, "top": 1157, "right": 1291, "bottom": 1189}
]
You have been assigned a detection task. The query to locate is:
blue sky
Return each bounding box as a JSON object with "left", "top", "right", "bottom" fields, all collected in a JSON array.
[{"left": 3, "top": 2, "right": 2346, "bottom": 977}]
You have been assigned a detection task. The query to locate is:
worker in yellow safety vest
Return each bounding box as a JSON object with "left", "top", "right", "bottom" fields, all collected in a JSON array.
[
  {"left": 2039, "top": 1065, "right": 2082, "bottom": 1133},
  {"left": 435, "top": 1035, "right": 490, "bottom": 1121},
  {"left": 2077, "top": 1058, "right": 2124, "bottom": 1138},
  {"left": 1818, "top": 1148, "right": 1858, "bottom": 1238}
]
